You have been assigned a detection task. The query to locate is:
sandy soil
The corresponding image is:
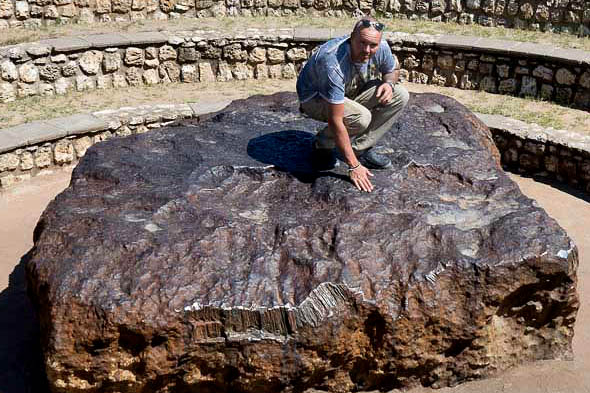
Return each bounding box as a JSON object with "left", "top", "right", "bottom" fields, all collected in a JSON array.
[
  {"left": 0, "top": 168, "right": 73, "bottom": 290},
  {"left": 0, "top": 168, "right": 73, "bottom": 393},
  {"left": 0, "top": 169, "right": 588, "bottom": 393}
]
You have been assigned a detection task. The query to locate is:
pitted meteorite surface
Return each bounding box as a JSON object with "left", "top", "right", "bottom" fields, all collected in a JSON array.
[{"left": 27, "top": 92, "right": 578, "bottom": 393}]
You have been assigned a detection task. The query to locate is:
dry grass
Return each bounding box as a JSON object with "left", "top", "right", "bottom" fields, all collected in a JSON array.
[
  {"left": 1, "top": 79, "right": 588, "bottom": 136},
  {"left": 2, "top": 15, "right": 589, "bottom": 50},
  {"left": 387, "top": 18, "right": 590, "bottom": 50},
  {"left": 0, "top": 79, "right": 297, "bottom": 127},
  {"left": 404, "top": 84, "right": 590, "bottom": 133}
]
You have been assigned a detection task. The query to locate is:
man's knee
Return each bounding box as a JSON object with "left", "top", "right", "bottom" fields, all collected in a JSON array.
[{"left": 344, "top": 105, "right": 372, "bottom": 134}]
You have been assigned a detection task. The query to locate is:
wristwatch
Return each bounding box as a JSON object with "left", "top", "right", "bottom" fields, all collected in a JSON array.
[{"left": 385, "top": 81, "right": 395, "bottom": 90}]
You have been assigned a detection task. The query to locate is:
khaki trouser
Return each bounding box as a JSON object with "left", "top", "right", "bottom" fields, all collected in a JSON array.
[{"left": 300, "top": 80, "right": 410, "bottom": 151}]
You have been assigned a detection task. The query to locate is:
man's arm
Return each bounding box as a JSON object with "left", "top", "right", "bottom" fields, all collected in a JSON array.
[
  {"left": 383, "top": 69, "right": 400, "bottom": 84},
  {"left": 327, "top": 103, "right": 374, "bottom": 193},
  {"left": 376, "top": 69, "right": 400, "bottom": 104}
]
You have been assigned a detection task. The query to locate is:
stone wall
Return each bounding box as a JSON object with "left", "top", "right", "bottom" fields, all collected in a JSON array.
[
  {"left": 0, "top": 29, "right": 588, "bottom": 109},
  {"left": 0, "top": 29, "right": 306, "bottom": 103},
  {"left": 479, "top": 112, "right": 590, "bottom": 190},
  {"left": 0, "top": 103, "right": 201, "bottom": 188},
  {"left": 496, "top": 131, "right": 590, "bottom": 187},
  {"left": 0, "top": 0, "right": 588, "bottom": 36},
  {"left": 391, "top": 34, "right": 590, "bottom": 110}
]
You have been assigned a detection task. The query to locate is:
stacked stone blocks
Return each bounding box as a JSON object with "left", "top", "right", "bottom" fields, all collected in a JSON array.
[
  {"left": 392, "top": 35, "right": 590, "bottom": 110},
  {"left": 1, "top": 29, "right": 588, "bottom": 110},
  {"left": 0, "top": 30, "right": 307, "bottom": 103},
  {"left": 484, "top": 116, "right": 590, "bottom": 190},
  {"left": 0, "top": 103, "right": 202, "bottom": 187},
  {"left": 0, "top": 0, "right": 588, "bottom": 36}
]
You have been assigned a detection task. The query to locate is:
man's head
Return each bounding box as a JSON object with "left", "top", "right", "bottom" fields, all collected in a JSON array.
[{"left": 350, "top": 17, "right": 385, "bottom": 63}]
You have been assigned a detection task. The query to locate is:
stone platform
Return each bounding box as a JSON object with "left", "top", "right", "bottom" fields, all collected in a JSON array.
[{"left": 27, "top": 92, "right": 579, "bottom": 392}]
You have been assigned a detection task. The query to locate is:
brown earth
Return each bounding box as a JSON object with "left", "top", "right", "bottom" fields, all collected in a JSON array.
[{"left": 0, "top": 168, "right": 73, "bottom": 290}]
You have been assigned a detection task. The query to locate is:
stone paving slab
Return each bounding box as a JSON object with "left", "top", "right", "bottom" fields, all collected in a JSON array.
[
  {"left": 475, "top": 112, "right": 543, "bottom": 139},
  {"left": 472, "top": 37, "right": 526, "bottom": 54},
  {"left": 0, "top": 128, "right": 22, "bottom": 153},
  {"left": 82, "top": 33, "right": 134, "bottom": 49},
  {"left": 292, "top": 28, "right": 309, "bottom": 42},
  {"left": 25, "top": 121, "right": 69, "bottom": 145},
  {"left": 43, "top": 114, "right": 107, "bottom": 136},
  {"left": 510, "top": 41, "right": 563, "bottom": 60},
  {"left": 293, "top": 28, "right": 331, "bottom": 42},
  {"left": 276, "top": 28, "right": 295, "bottom": 40},
  {"left": 552, "top": 48, "right": 590, "bottom": 65},
  {"left": 476, "top": 112, "right": 590, "bottom": 151},
  {"left": 121, "top": 31, "right": 168, "bottom": 45},
  {"left": 39, "top": 37, "right": 91, "bottom": 53},
  {"left": 433, "top": 34, "right": 482, "bottom": 51},
  {"left": 188, "top": 100, "right": 232, "bottom": 117},
  {"left": 433, "top": 35, "right": 535, "bottom": 56},
  {"left": 505, "top": 41, "right": 589, "bottom": 65},
  {"left": 331, "top": 28, "right": 349, "bottom": 39},
  {"left": 1, "top": 121, "right": 67, "bottom": 150}
]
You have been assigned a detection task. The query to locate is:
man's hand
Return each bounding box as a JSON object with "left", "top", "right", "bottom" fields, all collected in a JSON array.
[
  {"left": 376, "top": 82, "right": 394, "bottom": 105},
  {"left": 349, "top": 164, "right": 374, "bottom": 192}
]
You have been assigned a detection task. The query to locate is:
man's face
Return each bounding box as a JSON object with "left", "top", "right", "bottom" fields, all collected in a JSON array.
[{"left": 350, "top": 27, "right": 382, "bottom": 63}]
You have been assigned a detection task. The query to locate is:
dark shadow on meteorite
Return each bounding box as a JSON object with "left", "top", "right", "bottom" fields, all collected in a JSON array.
[
  {"left": 247, "top": 130, "right": 348, "bottom": 183},
  {"left": 0, "top": 250, "right": 49, "bottom": 393}
]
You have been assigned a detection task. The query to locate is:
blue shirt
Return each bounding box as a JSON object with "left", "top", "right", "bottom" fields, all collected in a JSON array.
[{"left": 296, "top": 35, "right": 396, "bottom": 105}]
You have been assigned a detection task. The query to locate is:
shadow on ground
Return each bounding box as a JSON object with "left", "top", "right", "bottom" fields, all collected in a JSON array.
[{"left": 0, "top": 251, "right": 49, "bottom": 393}]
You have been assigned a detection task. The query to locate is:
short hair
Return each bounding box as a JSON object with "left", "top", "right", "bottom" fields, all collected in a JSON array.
[{"left": 352, "top": 16, "right": 380, "bottom": 36}]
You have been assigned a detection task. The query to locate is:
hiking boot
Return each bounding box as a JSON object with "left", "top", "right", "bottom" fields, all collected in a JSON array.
[
  {"left": 359, "top": 148, "right": 392, "bottom": 169},
  {"left": 311, "top": 144, "right": 336, "bottom": 171}
]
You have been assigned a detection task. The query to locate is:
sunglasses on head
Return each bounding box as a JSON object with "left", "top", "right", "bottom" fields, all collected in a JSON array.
[{"left": 360, "top": 19, "right": 385, "bottom": 31}]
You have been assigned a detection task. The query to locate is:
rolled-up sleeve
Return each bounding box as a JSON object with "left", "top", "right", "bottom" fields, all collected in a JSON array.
[
  {"left": 378, "top": 41, "right": 396, "bottom": 74},
  {"left": 317, "top": 57, "right": 345, "bottom": 104}
]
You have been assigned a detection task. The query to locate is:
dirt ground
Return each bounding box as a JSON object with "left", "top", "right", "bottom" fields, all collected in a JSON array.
[
  {"left": 0, "top": 168, "right": 73, "bottom": 393},
  {"left": 0, "top": 164, "right": 589, "bottom": 393}
]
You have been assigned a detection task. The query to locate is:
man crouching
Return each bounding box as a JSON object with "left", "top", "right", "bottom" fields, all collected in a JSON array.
[{"left": 297, "top": 17, "right": 409, "bottom": 193}]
